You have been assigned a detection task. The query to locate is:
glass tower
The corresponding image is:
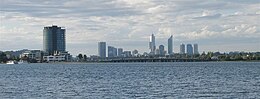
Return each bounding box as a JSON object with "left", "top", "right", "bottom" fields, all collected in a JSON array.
[
  {"left": 43, "top": 25, "right": 66, "bottom": 55},
  {"left": 186, "top": 44, "right": 193, "bottom": 55}
]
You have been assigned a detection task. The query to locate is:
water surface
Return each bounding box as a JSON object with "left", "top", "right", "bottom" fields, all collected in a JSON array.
[{"left": 0, "top": 62, "right": 259, "bottom": 98}]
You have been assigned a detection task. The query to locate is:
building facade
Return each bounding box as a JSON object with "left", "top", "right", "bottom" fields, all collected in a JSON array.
[
  {"left": 186, "top": 44, "right": 193, "bottom": 55},
  {"left": 168, "top": 35, "right": 173, "bottom": 55},
  {"left": 43, "top": 25, "right": 66, "bottom": 55},
  {"left": 118, "top": 48, "right": 123, "bottom": 57},
  {"left": 159, "top": 45, "right": 165, "bottom": 56},
  {"left": 149, "top": 34, "right": 156, "bottom": 54},
  {"left": 193, "top": 44, "right": 199, "bottom": 55},
  {"left": 180, "top": 43, "right": 185, "bottom": 54},
  {"left": 20, "top": 50, "right": 43, "bottom": 62},
  {"left": 98, "top": 42, "right": 106, "bottom": 58},
  {"left": 108, "top": 46, "right": 117, "bottom": 58},
  {"left": 123, "top": 51, "right": 131, "bottom": 57}
]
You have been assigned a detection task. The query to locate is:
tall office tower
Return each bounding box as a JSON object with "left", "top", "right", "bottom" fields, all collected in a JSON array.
[
  {"left": 118, "top": 48, "right": 123, "bottom": 57},
  {"left": 180, "top": 43, "right": 185, "bottom": 54},
  {"left": 98, "top": 42, "right": 106, "bottom": 58},
  {"left": 186, "top": 44, "right": 193, "bottom": 55},
  {"left": 168, "top": 35, "right": 173, "bottom": 55},
  {"left": 43, "top": 25, "right": 66, "bottom": 55},
  {"left": 193, "top": 44, "right": 199, "bottom": 55},
  {"left": 159, "top": 45, "right": 165, "bottom": 56},
  {"left": 149, "top": 34, "right": 156, "bottom": 54}
]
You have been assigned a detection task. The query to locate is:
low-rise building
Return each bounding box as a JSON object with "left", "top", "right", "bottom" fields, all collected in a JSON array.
[
  {"left": 43, "top": 51, "right": 72, "bottom": 62},
  {"left": 20, "top": 50, "right": 43, "bottom": 62},
  {"left": 43, "top": 56, "right": 66, "bottom": 62}
]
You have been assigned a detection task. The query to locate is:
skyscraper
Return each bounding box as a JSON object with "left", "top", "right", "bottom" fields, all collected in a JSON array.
[
  {"left": 98, "top": 42, "right": 106, "bottom": 58},
  {"left": 187, "top": 44, "right": 193, "bottom": 55},
  {"left": 168, "top": 35, "right": 173, "bottom": 55},
  {"left": 180, "top": 43, "right": 185, "bottom": 54},
  {"left": 194, "top": 44, "right": 199, "bottom": 55},
  {"left": 43, "top": 25, "right": 66, "bottom": 55},
  {"left": 149, "top": 34, "right": 156, "bottom": 54}
]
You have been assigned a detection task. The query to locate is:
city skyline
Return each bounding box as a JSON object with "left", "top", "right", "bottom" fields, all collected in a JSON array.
[{"left": 0, "top": 0, "right": 259, "bottom": 55}]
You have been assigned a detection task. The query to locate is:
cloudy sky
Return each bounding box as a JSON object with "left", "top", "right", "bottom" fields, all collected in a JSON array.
[{"left": 0, "top": 0, "right": 259, "bottom": 55}]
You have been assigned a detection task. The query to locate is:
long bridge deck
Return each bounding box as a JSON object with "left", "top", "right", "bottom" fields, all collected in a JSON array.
[{"left": 98, "top": 57, "right": 210, "bottom": 63}]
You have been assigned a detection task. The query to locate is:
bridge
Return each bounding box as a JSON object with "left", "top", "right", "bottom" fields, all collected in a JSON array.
[{"left": 98, "top": 57, "right": 210, "bottom": 63}]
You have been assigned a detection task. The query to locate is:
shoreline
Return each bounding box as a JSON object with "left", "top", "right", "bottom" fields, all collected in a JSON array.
[
  {"left": 33, "top": 61, "right": 260, "bottom": 64},
  {"left": 1, "top": 60, "right": 259, "bottom": 64}
]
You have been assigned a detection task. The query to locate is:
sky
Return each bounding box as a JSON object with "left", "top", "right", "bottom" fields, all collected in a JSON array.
[{"left": 0, "top": 0, "right": 259, "bottom": 55}]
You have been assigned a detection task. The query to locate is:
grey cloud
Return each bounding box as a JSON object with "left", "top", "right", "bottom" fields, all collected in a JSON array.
[
  {"left": 193, "top": 13, "right": 222, "bottom": 20},
  {"left": 0, "top": 0, "right": 142, "bottom": 18},
  {"left": 1, "top": 0, "right": 259, "bottom": 54},
  {"left": 218, "top": 0, "right": 260, "bottom": 4}
]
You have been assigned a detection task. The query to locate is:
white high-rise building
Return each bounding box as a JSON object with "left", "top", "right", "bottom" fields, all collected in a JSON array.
[
  {"left": 149, "top": 34, "right": 156, "bottom": 54},
  {"left": 168, "top": 35, "right": 173, "bottom": 55}
]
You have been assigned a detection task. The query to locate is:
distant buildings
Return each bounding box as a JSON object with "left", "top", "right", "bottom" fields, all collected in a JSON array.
[
  {"left": 132, "top": 49, "right": 139, "bottom": 56},
  {"left": 159, "top": 45, "right": 165, "bottom": 56},
  {"left": 180, "top": 43, "right": 185, "bottom": 54},
  {"left": 148, "top": 34, "right": 174, "bottom": 56},
  {"left": 98, "top": 42, "right": 106, "bottom": 58},
  {"left": 20, "top": 50, "right": 43, "bottom": 62},
  {"left": 102, "top": 44, "right": 135, "bottom": 58},
  {"left": 123, "top": 51, "right": 132, "bottom": 57},
  {"left": 108, "top": 46, "right": 117, "bottom": 58},
  {"left": 43, "top": 25, "right": 66, "bottom": 55},
  {"left": 180, "top": 43, "right": 199, "bottom": 55},
  {"left": 186, "top": 44, "right": 193, "bottom": 55},
  {"left": 118, "top": 48, "right": 123, "bottom": 57},
  {"left": 149, "top": 34, "right": 156, "bottom": 54},
  {"left": 194, "top": 44, "right": 199, "bottom": 55},
  {"left": 168, "top": 35, "right": 173, "bottom": 55}
]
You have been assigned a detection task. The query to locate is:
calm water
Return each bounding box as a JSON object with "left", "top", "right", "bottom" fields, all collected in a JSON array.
[{"left": 0, "top": 62, "right": 259, "bottom": 98}]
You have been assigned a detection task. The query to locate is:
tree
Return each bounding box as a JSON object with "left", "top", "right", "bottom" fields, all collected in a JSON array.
[
  {"left": 21, "top": 55, "right": 29, "bottom": 61},
  {"left": 0, "top": 53, "right": 8, "bottom": 63},
  {"left": 222, "top": 55, "right": 231, "bottom": 61},
  {"left": 83, "top": 55, "right": 87, "bottom": 61},
  {"left": 78, "top": 54, "right": 83, "bottom": 60},
  {"left": 234, "top": 55, "right": 243, "bottom": 61}
]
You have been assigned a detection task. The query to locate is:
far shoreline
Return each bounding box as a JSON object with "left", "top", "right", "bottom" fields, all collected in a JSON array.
[{"left": 1, "top": 60, "right": 259, "bottom": 65}]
